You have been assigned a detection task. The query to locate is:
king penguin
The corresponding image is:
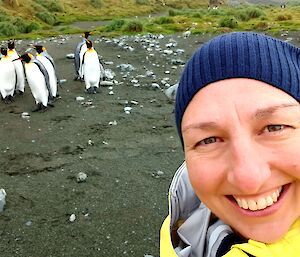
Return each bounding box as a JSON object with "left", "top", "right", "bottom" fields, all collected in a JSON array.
[
  {"left": 74, "top": 31, "right": 91, "bottom": 80},
  {"left": 0, "top": 47, "right": 16, "bottom": 103},
  {"left": 7, "top": 40, "right": 25, "bottom": 95},
  {"left": 82, "top": 39, "right": 105, "bottom": 94},
  {"left": 33, "top": 45, "right": 58, "bottom": 98},
  {"left": 17, "top": 53, "right": 53, "bottom": 111}
]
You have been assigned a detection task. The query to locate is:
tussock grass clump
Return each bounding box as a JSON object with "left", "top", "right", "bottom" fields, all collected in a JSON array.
[
  {"left": 24, "top": 22, "right": 40, "bottom": 33},
  {"left": 135, "top": 0, "right": 149, "bottom": 4},
  {"left": 105, "top": 19, "right": 125, "bottom": 32},
  {"left": 246, "top": 8, "right": 264, "bottom": 19},
  {"left": 90, "top": 0, "right": 103, "bottom": 8},
  {"left": 0, "top": 14, "right": 9, "bottom": 22},
  {"left": 169, "top": 8, "right": 204, "bottom": 18},
  {"left": 237, "top": 7, "right": 265, "bottom": 21},
  {"left": 154, "top": 16, "right": 174, "bottom": 24},
  {"left": 191, "top": 12, "right": 203, "bottom": 18},
  {"left": 12, "top": 17, "right": 28, "bottom": 33},
  {"left": 123, "top": 20, "right": 143, "bottom": 32},
  {"left": 34, "top": 0, "right": 64, "bottom": 12},
  {"left": 208, "top": 9, "right": 226, "bottom": 16},
  {"left": 12, "top": 18, "right": 40, "bottom": 34},
  {"left": 276, "top": 14, "right": 292, "bottom": 21},
  {"left": 0, "top": 16, "right": 39, "bottom": 37},
  {"left": 253, "top": 21, "right": 269, "bottom": 30},
  {"left": 36, "top": 11, "right": 56, "bottom": 25},
  {"left": 0, "top": 22, "right": 17, "bottom": 36},
  {"left": 169, "top": 9, "right": 181, "bottom": 16},
  {"left": 219, "top": 16, "right": 238, "bottom": 28}
]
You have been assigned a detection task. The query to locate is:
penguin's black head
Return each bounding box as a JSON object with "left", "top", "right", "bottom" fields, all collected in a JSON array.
[
  {"left": 86, "top": 39, "right": 93, "bottom": 49},
  {"left": 19, "top": 53, "right": 33, "bottom": 63},
  {"left": 8, "top": 40, "right": 15, "bottom": 50},
  {"left": 83, "top": 31, "right": 92, "bottom": 39},
  {"left": 1, "top": 47, "right": 7, "bottom": 56},
  {"left": 34, "top": 45, "right": 44, "bottom": 54}
]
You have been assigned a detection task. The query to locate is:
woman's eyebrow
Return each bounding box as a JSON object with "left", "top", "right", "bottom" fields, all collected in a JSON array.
[
  {"left": 182, "top": 121, "right": 220, "bottom": 133},
  {"left": 254, "top": 103, "right": 300, "bottom": 119}
]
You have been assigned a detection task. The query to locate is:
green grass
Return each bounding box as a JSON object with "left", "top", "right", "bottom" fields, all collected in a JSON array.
[{"left": 0, "top": 1, "right": 299, "bottom": 39}]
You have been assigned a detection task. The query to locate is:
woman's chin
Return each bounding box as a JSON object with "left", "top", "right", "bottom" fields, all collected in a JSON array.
[{"left": 235, "top": 224, "right": 290, "bottom": 243}]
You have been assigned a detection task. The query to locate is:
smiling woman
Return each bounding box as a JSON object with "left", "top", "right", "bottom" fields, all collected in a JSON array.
[{"left": 160, "top": 32, "right": 300, "bottom": 257}]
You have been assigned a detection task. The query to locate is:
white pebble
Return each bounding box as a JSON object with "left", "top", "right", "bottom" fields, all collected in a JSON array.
[
  {"left": 76, "top": 96, "right": 85, "bottom": 101},
  {"left": 76, "top": 172, "right": 87, "bottom": 183},
  {"left": 69, "top": 213, "right": 76, "bottom": 222}
]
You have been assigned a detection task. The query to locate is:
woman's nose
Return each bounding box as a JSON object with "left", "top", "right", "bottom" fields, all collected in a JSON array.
[{"left": 226, "top": 138, "right": 271, "bottom": 194}]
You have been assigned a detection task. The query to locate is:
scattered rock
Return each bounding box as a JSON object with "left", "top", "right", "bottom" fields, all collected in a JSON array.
[
  {"left": 75, "top": 96, "right": 85, "bottom": 101},
  {"left": 108, "top": 120, "right": 117, "bottom": 126},
  {"left": 21, "top": 112, "right": 30, "bottom": 119},
  {"left": 0, "top": 188, "right": 6, "bottom": 212},
  {"left": 76, "top": 172, "right": 87, "bottom": 183},
  {"left": 69, "top": 213, "right": 76, "bottom": 222},
  {"left": 117, "top": 63, "right": 135, "bottom": 72},
  {"left": 124, "top": 106, "right": 132, "bottom": 114},
  {"left": 164, "top": 83, "right": 178, "bottom": 100},
  {"left": 66, "top": 53, "right": 75, "bottom": 59},
  {"left": 100, "top": 81, "right": 114, "bottom": 87}
]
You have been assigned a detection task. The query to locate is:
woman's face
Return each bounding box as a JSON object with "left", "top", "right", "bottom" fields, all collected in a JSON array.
[{"left": 182, "top": 78, "right": 300, "bottom": 243}]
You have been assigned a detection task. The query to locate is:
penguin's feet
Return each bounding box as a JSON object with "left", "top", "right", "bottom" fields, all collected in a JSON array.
[
  {"left": 8, "top": 95, "right": 14, "bottom": 102},
  {"left": 3, "top": 95, "right": 14, "bottom": 104},
  {"left": 74, "top": 76, "right": 80, "bottom": 81},
  {"left": 74, "top": 76, "right": 84, "bottom": 82},
  {"left": 47, "top": 101, "right": 55, "bottom": 107},
  {"left": 32, "top": 103, "right": 47, "bottom": 112},
  {"left": 52, "top": 94, "right": 61, "bottom": 102},
  {"left": 86, "top": 87, "right": 96, "bottom": 94},
  {"left": 93, "top": 87, "right": 100, "bottom": 94},
  {"left": 40, "top": 105, "right": 48, "bottom": 112},
  {"left": 14, "top": 90, "right": 24, "bottom": 97}
]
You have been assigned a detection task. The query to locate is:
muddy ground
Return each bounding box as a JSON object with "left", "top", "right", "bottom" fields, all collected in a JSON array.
[{"left": 0, "top": 29, "right": 299, "bottom": 257}]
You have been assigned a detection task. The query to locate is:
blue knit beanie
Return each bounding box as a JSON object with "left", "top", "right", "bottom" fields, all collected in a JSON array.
[{"left": 175, "top": 31, "right": 300, "bottom": 146}]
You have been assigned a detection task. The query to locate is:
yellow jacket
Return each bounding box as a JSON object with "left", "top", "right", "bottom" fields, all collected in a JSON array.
[{"left": 224, "top": 218, "right": 300, "bottom": 257}]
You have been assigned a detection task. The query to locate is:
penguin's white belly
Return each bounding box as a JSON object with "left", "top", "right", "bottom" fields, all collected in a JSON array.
[
  {"left": 8, "top": 51, "right": 25, "bottom": 92},
  {"left": 13, "top": 60, "right": 25, "bottom": 92},
  {"left": 25, "top": 63, "right": 49, "bottom": 106},
  {"left": 83, "top": 53, "right": 100, "bottom": 89},
  {"left": 36, "top": 55, "right": 57, "bottom": 97},
  {"left": 0, "top": 60, "right": 16, "bottom": 98}
]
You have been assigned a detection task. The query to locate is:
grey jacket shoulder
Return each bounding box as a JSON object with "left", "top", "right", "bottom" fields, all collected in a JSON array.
[{"left": 169, "top": 162, "right": 233, "bottom": 257}]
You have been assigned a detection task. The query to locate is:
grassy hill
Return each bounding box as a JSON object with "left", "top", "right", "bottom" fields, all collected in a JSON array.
[{"left": 0, "top": 0, "right": 299, "bottom": 39}]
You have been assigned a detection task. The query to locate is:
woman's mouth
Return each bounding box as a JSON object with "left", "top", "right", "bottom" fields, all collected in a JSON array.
[{"left": 231, "top": 185, "right": 286, "bottom": 211}]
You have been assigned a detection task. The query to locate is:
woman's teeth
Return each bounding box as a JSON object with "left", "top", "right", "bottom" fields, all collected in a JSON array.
[{"left": 234, "top": 186, "right": 283, "bottom": 211}]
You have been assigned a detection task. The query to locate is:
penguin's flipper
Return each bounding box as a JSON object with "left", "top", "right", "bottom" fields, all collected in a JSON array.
[
  {"left": 99, "top": 61, "right": 105, "bottom": 81},
  {"left": 74, "top": 40, "right": 85, "bottom": 76},
  {"left": 33, "top": 59, "right": 54, "bottom": 100},
  {"left": 43, "top": 52, "right": 61, "bottom": 86},
  {"left": 78, "top": 51, "right": 87, "bottom": 81}
]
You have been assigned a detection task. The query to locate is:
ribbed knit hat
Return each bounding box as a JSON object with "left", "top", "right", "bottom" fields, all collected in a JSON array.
[{"left": 175, "top": 31, "right": 300, "bottom": 145}]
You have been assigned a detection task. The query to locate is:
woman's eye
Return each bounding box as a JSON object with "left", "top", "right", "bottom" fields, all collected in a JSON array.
[
  {"left": 265, "top": 124, "right": 284, "bottom": 132},
  {"left": 199, "top": 137, "right": 217, "bottom": 145}
]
